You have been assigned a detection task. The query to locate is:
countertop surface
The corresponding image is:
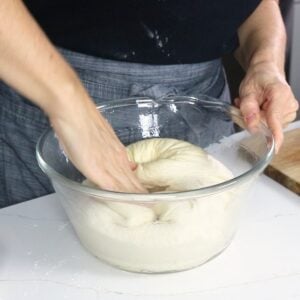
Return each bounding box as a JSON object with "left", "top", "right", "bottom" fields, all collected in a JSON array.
[{"left": 0, "top": 123, "right": 300, "bottom": 300}]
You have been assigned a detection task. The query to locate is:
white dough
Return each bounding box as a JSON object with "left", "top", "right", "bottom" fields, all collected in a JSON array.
[
  {"left": 67, "top": 138, "right": 242, "bottom": 273},
  {"left": 127, "top": 138, "right": 233, "bottom": 192}
]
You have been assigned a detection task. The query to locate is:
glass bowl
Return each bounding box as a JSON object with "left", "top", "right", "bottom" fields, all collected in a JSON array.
[{"left": 36, "top": 95, "right": 274, "bottom": 273}]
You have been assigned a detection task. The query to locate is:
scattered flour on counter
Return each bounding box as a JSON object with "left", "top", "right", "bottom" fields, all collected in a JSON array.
[{"left": 67, "top": 138, "right": 242, "bottom": 273}]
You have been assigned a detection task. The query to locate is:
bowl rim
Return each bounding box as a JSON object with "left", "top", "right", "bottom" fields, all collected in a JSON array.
[{"left": 36, "top": 96, "right": 275, "bottom": 202}]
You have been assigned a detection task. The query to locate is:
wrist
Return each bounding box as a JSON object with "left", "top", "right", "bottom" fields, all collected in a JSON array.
[
  {"left": 248, "top": 47, "right": 286, "bottom": 75},
  {"left": 42, "top": 74, "right": 90, "bottom": 119}
]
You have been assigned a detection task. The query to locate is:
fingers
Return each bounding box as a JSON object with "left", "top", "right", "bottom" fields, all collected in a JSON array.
[
  {"left": 89, "top": 114, "right": 147, "bottom": 193},
  {"left": 238, "top": 92, "right": 283, "bottom": 153},
  {"left": 238, "top": 93, "right": 261, "bottom": 129},
  {"left": 263, "top": 85, "right": 299, "bottom": 152},
  {"left": 90, "top": 145, "right": 147, "bottom": 193},
  {"left": 266, "top": 112, "right": 284, "bottom": 153},
  {"left": 282, "top": 112, "right": 297, "bottom": 128},
  {"left": 52, "top": 101, "right": 148, "bottom": 194},
  {"left": 88, "top": 160, "right": 147, "bottom": 194},
  {"left": 238, "top": 77, "right": 299, "bottom": 153},
  {"left": 238, "top": 60, "right": 299, "bottom": 153},
  {"left": 234, "top": 97, "right": 241, "bottom": 107},
  {"left": 115, "top": 152, "right": 147, "bottom": 193}
]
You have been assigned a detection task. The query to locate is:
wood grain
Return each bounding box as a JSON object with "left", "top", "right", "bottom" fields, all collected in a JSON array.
[{"left": 264, "top": 128, "right": 300, "bottom": 195}]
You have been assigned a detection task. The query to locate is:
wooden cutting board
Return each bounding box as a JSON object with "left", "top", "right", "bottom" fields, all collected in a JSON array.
[{"left": 264, "top": 128, "right": 300, "bottom": 195}]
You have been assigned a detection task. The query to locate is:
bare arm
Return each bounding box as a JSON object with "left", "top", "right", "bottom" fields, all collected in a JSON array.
[
  {"left": 234, "top": 0, "right": 298, "bottom": 151},
  {"left": 0, "top": 0, "right": 82, "bottom": 113},
  {"left": 0, "top": 0, "right": 146, "bottom": 193},
  {"left": 235, "top": 0, "right": 285, "bottom": 72}
]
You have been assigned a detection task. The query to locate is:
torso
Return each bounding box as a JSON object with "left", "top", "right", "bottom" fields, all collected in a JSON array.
[{"left": 25, "top": 0, "right": 261, "bottom": 64}]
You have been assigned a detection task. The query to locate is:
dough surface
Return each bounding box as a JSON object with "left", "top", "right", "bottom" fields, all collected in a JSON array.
[
  {"left": 127, "top": 138, "right": 233, "bottom": 192},
  {"left": 68, "top": 138, "right": 241, "bottom": 273}
]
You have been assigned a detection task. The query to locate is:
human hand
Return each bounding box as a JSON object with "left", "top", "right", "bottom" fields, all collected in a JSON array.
[
  {"left": 0, "top": 0, "right": 145, "bottom": 193},
  {"left": 235, "top": 61, "right": 299, "bottom": 152},
  {"left": 48, "top": 91, "right": 147, "bottom": 194}
]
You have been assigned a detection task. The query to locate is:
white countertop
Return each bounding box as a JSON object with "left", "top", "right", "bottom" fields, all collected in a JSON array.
[{"left": 0, "top": 123, "right": 300, "bottom": 300}]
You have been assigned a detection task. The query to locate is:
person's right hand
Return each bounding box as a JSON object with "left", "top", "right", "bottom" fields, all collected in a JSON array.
[
  {"left": 49, "top": 89, "right": 147, "bottom": 194},
  {"left": 0, "top": 0, "right": 146, "bottom": 194}
]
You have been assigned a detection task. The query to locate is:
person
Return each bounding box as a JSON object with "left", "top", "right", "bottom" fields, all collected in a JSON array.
[{"left": 0, "top": 0, "right": 298, "bottom": 207}]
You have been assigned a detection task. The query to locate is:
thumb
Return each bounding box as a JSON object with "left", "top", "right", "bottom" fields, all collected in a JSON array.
[
  {"left": 266, "top": 112, "right": 284, "bottom": 153},
  {"left": 239, "top": 93, "right": 261, "bottom": 128}
]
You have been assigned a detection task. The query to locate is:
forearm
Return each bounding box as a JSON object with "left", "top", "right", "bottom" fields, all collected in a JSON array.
[
  {"left": 234, "top": 0, "right": 298, "bottom": 152},
  {"left": 0, "top": 0, "right": 87, "bottom": 116},
  {"left": 235, "top": 0, "right": 286, "bottom": 74}
]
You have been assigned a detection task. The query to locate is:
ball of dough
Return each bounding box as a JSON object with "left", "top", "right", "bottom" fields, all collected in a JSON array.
[
  {"left": 78, "top": 138, "right": 237, "bottom": 272},
  {"left": 83, "top": 138, "right": 233, "bottom": 226},
  {"left": 127, "top": 138, "right": 233, "bottom": 192}
]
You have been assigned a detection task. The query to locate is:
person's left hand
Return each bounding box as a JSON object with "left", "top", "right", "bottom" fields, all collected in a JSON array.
[{"left": 235, "top": 61, "right": 299, "bottom": 152}]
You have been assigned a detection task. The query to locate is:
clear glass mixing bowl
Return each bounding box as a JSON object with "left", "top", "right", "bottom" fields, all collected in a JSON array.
[{"left": 36, "top": 95, "right": 274, "bottom": 273}]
